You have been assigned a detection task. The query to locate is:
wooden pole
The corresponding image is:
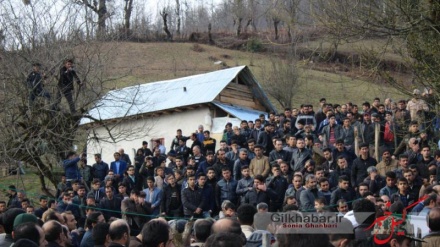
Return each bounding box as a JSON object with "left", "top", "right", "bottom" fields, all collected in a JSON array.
[
  {"left": 354, "top": 126, "right": 359, "bottom": 156},
  {"left": 375, "top": 123, "right": 380, "bottom": 161}
]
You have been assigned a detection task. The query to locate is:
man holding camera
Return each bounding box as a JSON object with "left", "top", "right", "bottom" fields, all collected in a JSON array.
[{"left": 56, "top": 59, "right": 82, "bottom": 114}]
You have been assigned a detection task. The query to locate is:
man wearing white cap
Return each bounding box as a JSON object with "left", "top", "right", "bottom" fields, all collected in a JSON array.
[{"left": 407, "top": 89, "right": 429, "bottom": 128}]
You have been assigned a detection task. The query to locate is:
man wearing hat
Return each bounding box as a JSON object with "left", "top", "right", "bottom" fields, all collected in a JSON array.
[
  {"left": 376, "top": 148, "right": 399, "bottom": 177},
  {"left": 12, "top": 213, "right": 38, "bottom": 230},
  {"left": 6, "top": 185, "right": 19, "bottom": 209},
  {"left": 394, "top": 100, "right": 411, "bottom": 134},
  {"left": 26, "top": 62, "right": 51, "bottom": 110},
  {"left": 407, "top": 89, "right": 429, "bottom": 128}
]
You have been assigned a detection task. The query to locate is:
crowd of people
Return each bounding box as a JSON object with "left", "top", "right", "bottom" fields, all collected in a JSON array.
[{"left": 2, "top": 95, "right": 440, "bottom": 247}]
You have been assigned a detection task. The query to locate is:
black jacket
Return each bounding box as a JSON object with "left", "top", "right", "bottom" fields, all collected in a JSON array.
[
  {"left": 268, "top": 149, "right": 292, "bottom": 167},
  {"left": 266, "top": 175, "right": 288, "bottom": 203},
  {"left": 122, "top": 175, "right": 143, "bottom": 193},
  {"left": 99, "top": 196, "right": 122, "bottom": 220},
  {"left": 58, "top": 66, "right": 80, "bottom": 91},
  {"left": 182, "top": 186, "right": 204, "bottom": 216},
  {"left": 244, "top": 188, "right": 277, "bottom": 207},
  {"left": 330, "top": 187, "right": 355, "bottom": 209},
  {"left": 160, "top": 183, "right": 182, "bottom": 214},
  {"left": 257, "top": 131, "right": 274, "bottom": 155},
  {"left": 351, "top": 156, "right": 377, "bottom": 187},
  {"left": 27, "top": 71, "right": 45, "bottom": 92}
]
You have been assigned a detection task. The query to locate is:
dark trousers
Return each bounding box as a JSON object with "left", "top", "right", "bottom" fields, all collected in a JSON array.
[
  {"left": 55, "top": 88, "right": 76, "bottom": 113},
  {"left": 269, "top": 202, "right": 283, "bottom": 212},
  {"left": 29, "top": 89, "right": 52, "bottom": 110}
]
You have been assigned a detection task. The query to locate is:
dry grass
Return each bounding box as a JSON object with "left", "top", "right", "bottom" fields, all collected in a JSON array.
[
  {"left": 102, "top": 41, "right": 405, "bottom": 108},
  {"left": 0, "top": 170, "right": 56, "bottom": 206}
]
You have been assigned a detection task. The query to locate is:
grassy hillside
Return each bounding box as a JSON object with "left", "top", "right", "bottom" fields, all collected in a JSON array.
[{"left": 103, "top": 42, "right": 406, "bottom": 109}]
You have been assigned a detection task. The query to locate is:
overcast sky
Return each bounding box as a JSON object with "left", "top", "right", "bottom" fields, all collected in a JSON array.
[{"left": 144, "top": 0, "right": 221, "bottom": 18}]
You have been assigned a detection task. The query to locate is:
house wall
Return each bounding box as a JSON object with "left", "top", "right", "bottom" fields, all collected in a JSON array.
[
  {"left": 217, "top": 83, "right": 267, "bottom": 111},
  {"left": 86, "top": 106, "right": 211, "bottom": 165}
]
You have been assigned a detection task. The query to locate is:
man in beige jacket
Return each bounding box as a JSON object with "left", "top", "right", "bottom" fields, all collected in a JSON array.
[{"left": 249, "top": 144, "right": 270, "bottom": 179}]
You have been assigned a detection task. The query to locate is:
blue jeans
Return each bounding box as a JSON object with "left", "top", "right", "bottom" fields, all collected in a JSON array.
[{"left": 202, "top": 211, "right": 211, "bottom": 218}]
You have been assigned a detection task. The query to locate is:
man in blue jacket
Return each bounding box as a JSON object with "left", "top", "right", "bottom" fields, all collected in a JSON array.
[
  {"left": 110, "top": 152, "right": 128, "bottom": 178},
  {"left": 63, "top": 151, "right": 81, "bottom": 187}
]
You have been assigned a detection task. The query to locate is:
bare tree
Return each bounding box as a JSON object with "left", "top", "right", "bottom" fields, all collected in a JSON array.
[
  {"left": 175, "top": 0, "right": 181, "bottom": 37},
  {"left": 259, "top": 55, "right": 300, "bottom": 108},
  {"left": 160, "top": 8, "right": 173, "bottom": 41},
  {"left": 0, "top": 0, "right": 154, "bottom": 195},
  {"left": 231, "top": 0, "right": 246, "bottom": 36},
  {"left": 273, "top": 17, "right": 281, "bottom": 40},
  {"left": 208, "top": 23, "right": 214, "bottom": 45},
  {"left": 312, "top": 0, "right": 440, "bottom": 97},
  {"left": 75, "top": 0, "right": 108, "bottom": 40},
  {"left": 123, "top": 0, "right": 134, "bottom": 39},
  {"left": 248, "top": 0, "right": 258, "bottom": 32}
]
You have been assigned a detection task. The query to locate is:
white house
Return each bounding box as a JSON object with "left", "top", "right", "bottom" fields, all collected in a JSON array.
[{"left": 80, "top": 65, "right": 276, "bottom": 164}]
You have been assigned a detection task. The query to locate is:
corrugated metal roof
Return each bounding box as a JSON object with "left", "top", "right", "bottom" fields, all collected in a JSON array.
[
  {"left": 212, "top": 101, "right": 267, "bottom": 121},
  {"left": 81, "top": 66, "right": 247, "bottom": 124}
]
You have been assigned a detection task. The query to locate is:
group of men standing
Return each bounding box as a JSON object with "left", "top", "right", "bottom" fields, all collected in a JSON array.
[{"left": 27, "top": 59, "right": 82, "bottom": 113}]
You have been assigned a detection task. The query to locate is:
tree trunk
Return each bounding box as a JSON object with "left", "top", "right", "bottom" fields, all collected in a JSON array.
[
  {"left": 175, "top": 0, "right": 181, "bottom": 37},
  {"left": 124, "top": 0, "right": 134, "bottom": 39},
  {"left": 252, "top": 20, "right": 257, "bottom": 33},
  {"left": 161, "top": 9, "right": 173, "bottom": 41},
  {"left": 35, "top": 157, "right": 57, "bottom": 197},
  {"left": 97, "top": 0, "right": 107, "bottom": 40},
  {"left": 245, "top": 19, "right": 252, "bottom": 33},
  {"left": 208, "top": 23, "right": 214, "bottom": 45},
  {"left": 273, "top": 19, "right": 280, "bottom": 40},
  {"left": 236, "top": 18, "right": 243, "bottom": 37}
]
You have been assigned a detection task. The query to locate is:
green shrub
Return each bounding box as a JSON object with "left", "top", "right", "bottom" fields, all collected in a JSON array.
[{"left": 246, "top": 38, "right": 263, "bottom": 52}]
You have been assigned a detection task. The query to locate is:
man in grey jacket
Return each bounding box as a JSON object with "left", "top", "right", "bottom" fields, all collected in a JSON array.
[{"left": 300, "top": 174, "right": 325, "bottom": 212}]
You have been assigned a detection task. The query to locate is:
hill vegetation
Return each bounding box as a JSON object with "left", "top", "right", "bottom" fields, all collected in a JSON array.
[{"left": 104, "top": 42, "right": 406, "bottom": 108}]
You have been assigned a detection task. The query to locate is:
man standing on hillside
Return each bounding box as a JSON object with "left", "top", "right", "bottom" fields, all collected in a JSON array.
[
  {"left": 56, "top": 59, "right": 82, "bottom": 114},
  {"left": 27, "top": 62, "right": 52, "bottom": 110}
]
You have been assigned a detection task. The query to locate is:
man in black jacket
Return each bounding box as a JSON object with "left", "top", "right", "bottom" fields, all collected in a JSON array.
[
  {"left": 122, "top": 165, "right": 142, "bottom": 193},
  {"left": 330, "top": 175, "right": 355, "bottom": 210},
  {"left": 257, "top": 123, "right": 275, "bottom": 156},
  {"left": 244, "top": 175, "right": 277, "bottom": 207},
  {"left": 99, "top": 186, "right": 122, "bottom": 221},
  {"left": 351, "top": 143, "right": 377, "bottom": 190},
  {"left": 182, "top": 174, "right": 204, "bottom": 218},
  {"left": 160, "top": 174, "right": 182, "bottom": 218},
  {"left": 269, "top": 139, "right": 292, "bottom": 167},
  {"left": 266, "top": 165, "right": 288, "bottom": 212},
  {"left": 27, "top": 63, "right": 51, "bottom": 109},
  {"left": 55, "top": 59, "right": 81, "bottom": 113}
]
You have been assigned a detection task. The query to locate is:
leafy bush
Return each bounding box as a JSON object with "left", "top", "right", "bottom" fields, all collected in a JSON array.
[{"left": 246, "top": 38, "right": 263, "bottom": 52}]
